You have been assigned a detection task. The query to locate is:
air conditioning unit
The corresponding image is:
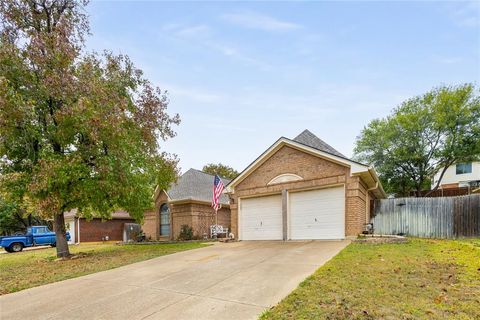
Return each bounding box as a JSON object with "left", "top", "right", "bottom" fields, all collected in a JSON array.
[{"left": 123, "top": 223, "right": 143, "bottom": 242}]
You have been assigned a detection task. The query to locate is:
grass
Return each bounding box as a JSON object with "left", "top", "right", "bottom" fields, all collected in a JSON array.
[
  {"left": 0, "top": 241, "right": 208, "bottom": 295},
  {"left": 261, "top": 238, "right": 480, "bottom": 320}
]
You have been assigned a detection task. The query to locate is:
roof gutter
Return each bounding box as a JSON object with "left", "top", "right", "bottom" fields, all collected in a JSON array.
[
  {"left": 367, "top": 168, "right": 387, "bottom": 198},
  {"left": 168, "top": 198, "right": 230, "bottom": 207},
  {"left": 367, "top": 181, "right": 378, "bottom": 192}
]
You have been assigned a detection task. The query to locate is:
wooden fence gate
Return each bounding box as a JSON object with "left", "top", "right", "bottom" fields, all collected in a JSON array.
[{"left": 372, "top": 194, "right": 480, "bottom": 238}]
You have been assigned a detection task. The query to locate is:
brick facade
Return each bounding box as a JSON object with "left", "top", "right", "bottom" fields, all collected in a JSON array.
[
  {"left": 228, "top": 145, "right": 374, "bottom": 238},
  {"left": 78, "top": 218, "right": 134, "bottom": 242},
  {"left": 143, "top": 190, "right": 231, "bottom": 240},
  {"left": 143, "top": 190, "right": 169, "bottom": 240}
]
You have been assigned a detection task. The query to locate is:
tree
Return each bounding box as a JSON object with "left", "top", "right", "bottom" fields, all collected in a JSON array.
[
  {"left": 354, "top": 84, "right": 480, "bottom": 196},
  {"left": 0, "top": 197, "right": 49, "bottom": 235},
  {"left": 0, "top": 0, "right": 180, "bottom": 257},
  {"left": 202, "top": 163, "right": 239, "bottom": 180}
]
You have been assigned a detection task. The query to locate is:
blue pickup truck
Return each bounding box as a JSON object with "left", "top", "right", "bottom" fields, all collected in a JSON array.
[{"left": 0, "top": 226, "right": 70, "bottom": 253}]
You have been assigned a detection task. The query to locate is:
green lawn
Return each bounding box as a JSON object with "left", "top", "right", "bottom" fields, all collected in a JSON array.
[
  {"left": 261, "top": 238, "right": 480, "bottom": 320},
  {"left": 0, "top": 241, "right": 208, "bottom": 295}
]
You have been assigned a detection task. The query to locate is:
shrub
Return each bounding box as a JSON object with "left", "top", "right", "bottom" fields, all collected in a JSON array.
[{"left": 178, "top": 224, "right": 193, "bottom": 241}]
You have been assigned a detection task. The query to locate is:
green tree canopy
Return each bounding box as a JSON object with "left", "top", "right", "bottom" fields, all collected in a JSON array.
[
  {"left": 0, "top": 197, "right": 49, "bottom": 235},
  {"left": 202, "top": 163, "right": 239, "bottom": 180},
  {"left": 0, "top": 0, "right": 180, "bottom": 257},
  {"left": 354, "top": 84, "right": 480, "bottom": 196}
]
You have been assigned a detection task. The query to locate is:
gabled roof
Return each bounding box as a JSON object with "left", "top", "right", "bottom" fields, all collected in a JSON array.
[
  {"left": 226, "top": 130, "right": 386, "bottom": 198},
  {"left": 166, "top": 168, "right": 231, "bottom": 205},
  {"left": 294, "top": 129, "right": 346, "bottom": 158}
]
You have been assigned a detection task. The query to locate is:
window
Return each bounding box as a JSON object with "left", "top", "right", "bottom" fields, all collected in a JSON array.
[
  {"left": 33, "top": 227, "right": 47, "bottom": 234},
  {"left": 456, "top": 163, "right": 472, "bottom": 175}
]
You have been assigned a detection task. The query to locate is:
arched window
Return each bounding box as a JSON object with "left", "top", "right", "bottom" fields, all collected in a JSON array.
[
  {"left": 267, "top": 173, "right": 303, "bottom": 185},
  {"left": 160, "top": 203, "right": 170, "bottom": 236}
]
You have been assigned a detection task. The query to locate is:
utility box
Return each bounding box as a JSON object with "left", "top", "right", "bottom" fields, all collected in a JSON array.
[{"left": 123, "top": 223, "right": 142, "bottom": 242}]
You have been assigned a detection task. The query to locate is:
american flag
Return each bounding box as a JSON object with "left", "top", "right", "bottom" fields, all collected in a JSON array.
[{"left": 212, "top": 175, "right": 225, "bottom": 212}]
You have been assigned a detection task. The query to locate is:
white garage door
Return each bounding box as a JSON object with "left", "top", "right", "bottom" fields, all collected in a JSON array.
[
  {"left": 289, "top": 186, "right": 345, "bottom": 240},
  {"left": 240, "top": 194, "right": 283, "bottom": 240}
]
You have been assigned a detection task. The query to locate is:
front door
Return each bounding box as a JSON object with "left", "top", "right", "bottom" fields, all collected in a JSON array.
[{"left": 160, "top": 203, "right": 170, "bottom": 236}]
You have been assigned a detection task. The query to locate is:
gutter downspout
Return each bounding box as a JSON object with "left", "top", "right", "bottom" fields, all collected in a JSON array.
[{"left": 366, "top": 182, "right": 379, "bottom": 223}]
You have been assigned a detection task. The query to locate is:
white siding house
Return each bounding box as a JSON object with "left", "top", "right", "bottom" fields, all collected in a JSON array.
[{"left": 433, "top": 161, "right": 480, "bottom": 189}]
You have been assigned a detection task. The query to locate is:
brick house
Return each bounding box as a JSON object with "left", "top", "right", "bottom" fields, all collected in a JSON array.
[
  {"left": 64, "top": 209, "right": 135, "bottom": 243},
  {"left": 143, "top": 169, "right": 231, "bottom": 240},
  {"left": 225, "top": 129, "right": 386, "bottom": 240}
]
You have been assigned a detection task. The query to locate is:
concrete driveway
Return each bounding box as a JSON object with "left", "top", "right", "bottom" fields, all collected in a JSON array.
[{"left": 0, "top": 240, "right": 348, "bottom": 320}]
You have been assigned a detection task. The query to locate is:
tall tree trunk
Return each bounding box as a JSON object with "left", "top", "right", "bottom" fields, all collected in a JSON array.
[
  {"left": 53, "top": 212, "right": 70, "bottom": 258},
  {"left": 425, "top": 164, "right": 451, "bottom": 197},
  {"left": 416, "top": 186, "right": 422, "bottom": 197}
]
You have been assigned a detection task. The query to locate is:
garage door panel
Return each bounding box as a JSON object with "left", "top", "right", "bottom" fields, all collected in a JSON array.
[
  {"left": 241, "top": 195, "right": 282, "bottom": 240},
  {"left": 290, "top": 187, "right": 345, "bottom": 240}
]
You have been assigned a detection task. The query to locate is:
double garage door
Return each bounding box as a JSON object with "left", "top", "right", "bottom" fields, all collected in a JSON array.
[{"left": 240, "top": 186, "right": 345, "bottom": 240}]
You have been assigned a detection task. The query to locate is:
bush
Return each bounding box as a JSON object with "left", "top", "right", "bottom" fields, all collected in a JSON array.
[{"left": 178, "top": 224, "right": 193, "bottom": 241}]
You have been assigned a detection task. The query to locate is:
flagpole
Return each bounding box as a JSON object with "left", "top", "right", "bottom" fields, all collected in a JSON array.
[{"left": 212, "top": 174, "right": 224, "bottom": 239}]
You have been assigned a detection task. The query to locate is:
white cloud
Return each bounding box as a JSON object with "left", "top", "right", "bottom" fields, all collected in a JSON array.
[
  {"left": 434, "top": 56, "right": 463, "bottom": 65},
  {"left": 161, "top": 24, "right": 212, "bottom": 38},
  {"left": 222, "top": 11, "right": 302, "bottom": 31},
  {"left": 447, "top": 1, "right": 480, "bottom": 28},
  {"left": 175, "top": 25, "right": 211, "bottom": 38},
  {"left": 162, "top": 83, "right": 224, "bottom": 104},
  {"left": 160, "top": 23, "right": 271, "bottom": 70},
  {"left": 205, "top": 122, "right": 257, "bottom": 133}
]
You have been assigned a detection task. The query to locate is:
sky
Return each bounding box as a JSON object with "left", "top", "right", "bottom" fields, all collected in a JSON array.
[{"left": 86, "top": 1, "right": 480, "bottom": 174}]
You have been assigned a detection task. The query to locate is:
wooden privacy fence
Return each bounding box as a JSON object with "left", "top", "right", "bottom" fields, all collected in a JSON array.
[{"left": 372, "top": 194, "right": 480, "bottom": 238}]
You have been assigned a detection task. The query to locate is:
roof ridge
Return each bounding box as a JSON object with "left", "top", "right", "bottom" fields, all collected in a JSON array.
[
  {"left": 286, "top": 137, "right": 368, "bottom": 166},
  {"left": 189, "top": 168, "right": 210, "bottom": 174},
  {"left": 186, "top": 168, "right": 232, "bottom": 181},
  {"left": 294, "top": 129, "right": 314, "bottom": 138},
  {"left": 293, "top": 129, "right": 346, "bottom": 158},
  {"left": 167, "top": 168, "right": 231, "bottom": 203}
]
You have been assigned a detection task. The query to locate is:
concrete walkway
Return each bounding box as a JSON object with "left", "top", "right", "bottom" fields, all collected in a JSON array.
[{"left": 0, "top": 240, "right": 349, "bottom": 320}]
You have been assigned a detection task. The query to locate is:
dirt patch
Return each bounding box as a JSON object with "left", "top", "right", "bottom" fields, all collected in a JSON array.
[{"left": 354, "top": 235, "right": 408, "bottom": 244}]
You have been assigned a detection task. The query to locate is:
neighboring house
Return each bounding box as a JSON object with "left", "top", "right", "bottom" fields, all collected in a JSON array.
[
  {"left": 64, "top": 209, "right": 135, "bottom": 244},
  {"left": 143, "top": 169, "right": 231, "bottom": 240},
  {"left": 225, "top": 129, "right": 386, "bottom": 240},
  {"left": 432, "top": 161, "right": 480, "bottom": 191}
]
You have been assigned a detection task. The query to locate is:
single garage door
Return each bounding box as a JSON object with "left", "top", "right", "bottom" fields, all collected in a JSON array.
[
  {"left": 240, "top": 194, "right": 283, "bottom": 240},
  {"left": 289, "top": 186, "right": 345, "bottom": 240}
]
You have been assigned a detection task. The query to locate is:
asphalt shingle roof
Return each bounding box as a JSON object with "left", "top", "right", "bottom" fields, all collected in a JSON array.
[
  {"left": 64, "top": 208, "right": 133, "bottom": 219},
  {"left": 167, "top": 169, "right": 231, "bottom": 205},
  {"left": 293, "top": 129, "right": 346, "bottom": 158}
]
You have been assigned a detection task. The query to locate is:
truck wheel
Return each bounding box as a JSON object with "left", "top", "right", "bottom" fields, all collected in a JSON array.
[
  {"left": 51, "top": 243, "right": 56, "bottom": 247},
  {"left": 10, "top": 243, "right": 24, "bottom": 253},
  {"left": 4, "top": 247, "right": 12, "bottom": 253}
]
